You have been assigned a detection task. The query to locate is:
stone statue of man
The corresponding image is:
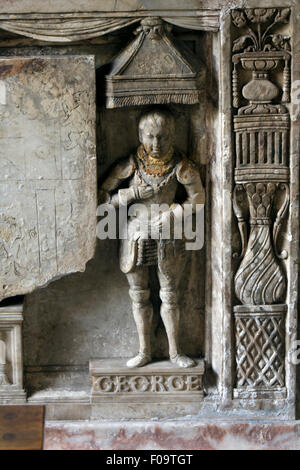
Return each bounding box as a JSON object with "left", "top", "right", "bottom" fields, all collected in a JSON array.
[{"left": 99, "top": 108, "right": 205, "bottom": 368}]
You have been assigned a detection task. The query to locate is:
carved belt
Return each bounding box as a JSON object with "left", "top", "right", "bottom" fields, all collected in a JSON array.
[{"left": 249, "top": 217, "right": 270, "bottom": 225}]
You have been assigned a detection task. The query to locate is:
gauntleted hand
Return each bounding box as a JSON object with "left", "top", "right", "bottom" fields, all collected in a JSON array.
[
  {"left": 118, "top": 185, "right": 154, "bottom": 206},
  {"left": 136, "top": 185, "right": 154, "bottom": 200}
]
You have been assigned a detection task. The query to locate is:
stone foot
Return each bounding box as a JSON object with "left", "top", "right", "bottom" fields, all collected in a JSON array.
[
  {"left": 126, "top": 352, "right": 152, "bottom": 368},
  {"left": 170, "top": 354, "right": 195, "bottom": 368}
]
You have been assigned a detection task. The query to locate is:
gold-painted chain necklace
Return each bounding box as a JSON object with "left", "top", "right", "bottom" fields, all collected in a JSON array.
[{"left": 137, "top": 145, "right": 175, "bottom": 176}]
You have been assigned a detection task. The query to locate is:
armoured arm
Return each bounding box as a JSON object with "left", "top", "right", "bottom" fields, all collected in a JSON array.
[
  {"left": 180, "top": 177, "right": 205, "bottom": 209},
  {"left": 171, "top": 158, "right": 205, "bottom": 217},
  {"left": 99, "top": 156, "right": 138, "bottom": 208},
  {"left": 99, "top": 155, "right": 155, "bottom": 208}
]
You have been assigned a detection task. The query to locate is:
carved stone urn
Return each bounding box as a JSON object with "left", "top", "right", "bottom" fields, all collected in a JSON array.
[
  {"left": 240, "top": 52, "right": 280, "bottom": 104},
  {"left": 233, "top": 51, "right": 290, "bottom": 113}
]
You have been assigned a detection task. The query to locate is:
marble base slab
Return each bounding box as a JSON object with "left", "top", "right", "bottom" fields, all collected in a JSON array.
[{"left": 43, "top": 420, "right": 300, "bottom": 450}]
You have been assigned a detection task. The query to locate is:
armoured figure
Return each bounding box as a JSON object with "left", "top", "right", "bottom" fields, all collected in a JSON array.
[{"left": 99, "top": 108, "right": 205, "bottom": 368}]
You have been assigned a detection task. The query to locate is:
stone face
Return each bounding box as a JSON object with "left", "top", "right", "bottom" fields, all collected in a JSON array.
[{"left": 0, "top": 56, "right": 97, "bottom": 300}]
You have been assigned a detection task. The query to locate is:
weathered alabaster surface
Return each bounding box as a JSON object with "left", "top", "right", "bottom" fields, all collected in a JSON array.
[{"left": 0, "top": 56, "right": 97, "bottom": 300}]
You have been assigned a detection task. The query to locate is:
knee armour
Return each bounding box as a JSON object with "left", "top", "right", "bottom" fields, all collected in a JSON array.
[
  {"left": 159, "top": 288, "right": 177, "bottom": 305},
  {"left": 129, "top": 288, "right": 151, "bottom": 305}
]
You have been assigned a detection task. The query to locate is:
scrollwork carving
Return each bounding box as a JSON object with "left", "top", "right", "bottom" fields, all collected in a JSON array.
[
  {"left": 232, "top": 8, "right": 290, "bottom": 53},
  {"left": 232, "top": 8, "right": 291, "bottom": 115}
]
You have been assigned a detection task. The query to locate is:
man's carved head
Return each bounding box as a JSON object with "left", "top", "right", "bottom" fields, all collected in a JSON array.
[{"left": 138, "top": 108, "right": 175, "bottom": 158}]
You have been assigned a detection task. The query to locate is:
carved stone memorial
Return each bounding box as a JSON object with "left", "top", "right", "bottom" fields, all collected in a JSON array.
[
  {"left": 0, "top": 0, "right": 299, "bottom": 443},
  {"left": 231, "top": 8, "right": 291, "bottom": 400}
]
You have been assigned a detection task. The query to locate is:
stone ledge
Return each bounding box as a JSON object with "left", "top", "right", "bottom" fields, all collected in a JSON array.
[{"left": 0, "top": 387, "right": 26, "bottom": 404}]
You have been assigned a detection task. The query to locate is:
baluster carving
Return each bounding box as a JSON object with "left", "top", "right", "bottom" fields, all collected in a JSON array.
[
  {"left": 231, "top": 8, "right": 291, "bottom": 398},
  {"left": 234, "top": 182, "right": 286, "bottom": 305}
]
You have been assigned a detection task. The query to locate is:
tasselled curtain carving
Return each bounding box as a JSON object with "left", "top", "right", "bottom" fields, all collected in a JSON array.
[{"left": 0, "top": 15, "right": 219, "bottom": 41}]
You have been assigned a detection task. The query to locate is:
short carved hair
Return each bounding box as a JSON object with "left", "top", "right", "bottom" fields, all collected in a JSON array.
[{"left": 138, "top": 108, "right": 175, "bottom": 137}]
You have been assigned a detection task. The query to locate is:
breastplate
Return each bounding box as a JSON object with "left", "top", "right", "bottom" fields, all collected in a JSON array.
[{"left": 130, "top": 165, "right": 178, "bottom": 207}]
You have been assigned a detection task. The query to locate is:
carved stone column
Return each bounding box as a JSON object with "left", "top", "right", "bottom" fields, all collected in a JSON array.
[
  {"left": 0, "top": 303, "right": 26, "bottom": 403},
  {"left": 231, "top": 8, "right": 291, "bottom": 399}
]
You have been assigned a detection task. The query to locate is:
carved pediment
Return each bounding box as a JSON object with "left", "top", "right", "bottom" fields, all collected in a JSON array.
[{"left": 106, "top": 17, "right": 204, "bottom": 108}]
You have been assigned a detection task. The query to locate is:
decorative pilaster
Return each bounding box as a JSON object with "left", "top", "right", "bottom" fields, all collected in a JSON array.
[
  {"left": 0, "top": 303, "right": 26, "bottom": 403},
  {"left": 0, "top": 340, "right": 10, "bottom": 385},
  {"left": 231, "top": 8, "right": 291, "bottom": 399}
]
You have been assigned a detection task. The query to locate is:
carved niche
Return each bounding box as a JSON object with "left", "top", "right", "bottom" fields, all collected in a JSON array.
[
  {"left": 0, "top": 56, "right": 97, "bottom": 300},
  {"left": 231, "top": 8, "right": 291, "bottom": 398}
]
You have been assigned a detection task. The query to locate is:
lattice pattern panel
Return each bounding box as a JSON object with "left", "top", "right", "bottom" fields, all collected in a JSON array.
[{"left": 235, "top": 313, "right": 285, "bottom": 388}]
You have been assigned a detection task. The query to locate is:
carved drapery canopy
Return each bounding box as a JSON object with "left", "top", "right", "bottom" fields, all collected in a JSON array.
[
  {"left": 0, "top": 11, "right": 219, "bottom": 42},
  {"left": 105, "top": 17, "right": 205, "bottom": 108}
]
